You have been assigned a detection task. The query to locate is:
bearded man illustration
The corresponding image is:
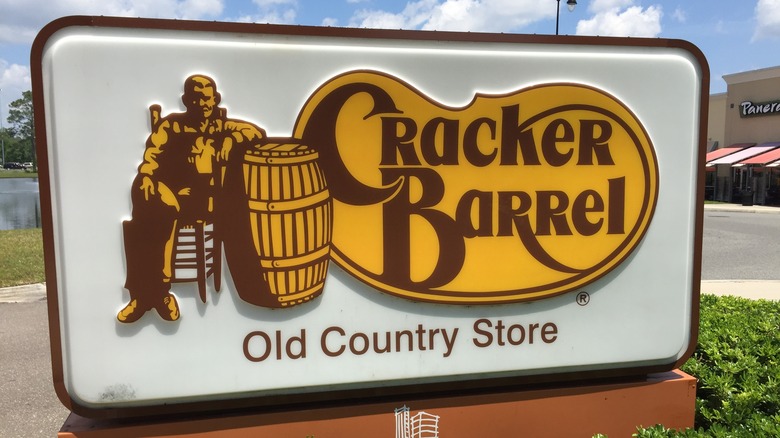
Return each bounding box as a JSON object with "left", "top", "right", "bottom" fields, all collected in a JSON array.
[{"left": 119, "top": 74, "right": 266, "bottom": 323}]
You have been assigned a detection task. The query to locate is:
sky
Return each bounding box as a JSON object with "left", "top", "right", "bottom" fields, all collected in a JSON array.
[{"left": 1, "top": 0, "right": 779, "bottom": 125}]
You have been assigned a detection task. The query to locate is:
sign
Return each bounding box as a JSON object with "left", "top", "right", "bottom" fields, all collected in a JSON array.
[
  {"left": 739, "top": 99, "right": 780, "bottom": 118},
  {"left": 306, "top": 71, "right": 658, "bottom": 303},
  {"left": 32, "top": 16, "right": 708, "bottom": 418}
]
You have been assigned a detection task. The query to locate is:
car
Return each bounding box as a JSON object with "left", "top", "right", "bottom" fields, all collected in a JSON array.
[
  {"left": 3, "top": 162, "right": 24, "bottom": 169},
  {"left": 21, "top": 162, "right": 33, "bottom": 169}
]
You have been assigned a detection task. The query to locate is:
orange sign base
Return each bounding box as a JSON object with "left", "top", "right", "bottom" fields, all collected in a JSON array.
[{"left": 59, "top": 370, "right": 696, "bottom": 437}]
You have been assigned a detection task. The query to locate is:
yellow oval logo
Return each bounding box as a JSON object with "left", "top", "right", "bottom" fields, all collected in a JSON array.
[{"left": 294, "top": 71, "right": 658, "bottom": 304}]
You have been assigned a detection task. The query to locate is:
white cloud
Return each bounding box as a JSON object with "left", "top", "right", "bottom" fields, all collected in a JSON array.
[
  {"left": 0, "top": 24, "right": 39, "bottom": 45},
  {"left": 242, "top": 0, "right": 297, "bottom": 23},
  {"left": 253, "top": 0, "right": 295, "bottom": 5},
  {"left": 0, "top": 60, "right": 31, "bottom": 125},
  {"left": 249, "top": 9, "right": 297, "bottom": 23},
  {"left": 672, "top": 6, "right": 686, "bottom": 23},
  {"left": 0, "top": 0, "right": 225, "bottom": 45},
  {"left": 346, "top": 0, "right": 667, "bottom": 36},
  {"left": 576, "top": 4, "right": 662, "bottom": 37},
  {"left": 351, "top": 9, "right": 409, "bottom": 29},
  {"left": 181, "top": 0, "right": 224, "bottom": 17},
  {"left": 350, "top": 0, "right": 434, "bottom": 29},
  {"left": 349, "top": 0, "right": 555, "bottom": 32},
  {"left": 754, "top": 0, "right": 780, "bottom": 41},
  {"left": 321, "top": 17, "right": 339, "bottom": 27},
  {"left": 421, "top": 0, "right": 481, "bottom": 30},
  {"left": 716, "top": 19, "right": 726, "bottom": 34},
  {"left": 587, "top": 0, "right": 634, "bottom": 13}
]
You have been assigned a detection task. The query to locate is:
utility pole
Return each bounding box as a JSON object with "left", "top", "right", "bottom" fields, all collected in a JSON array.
[{"left": 1, "top": 87, "right": 5, "bottom": 166}]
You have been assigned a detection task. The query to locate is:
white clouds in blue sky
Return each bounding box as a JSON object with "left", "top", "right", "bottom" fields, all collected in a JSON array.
[
  {"left": 1, "top": 0, "right": 780, "bottom": 121},
  {"left": 754, "top": 0, "right": 780, "bottom": 40},
  {"left": 577, "top": 0, "right": 662, "bottom": 37},
  {"left": 347, "top": 0, "right": 555, "bottom": 32},
  {"left": 671, "top": 6, "right": 686, "bottom": 23}
]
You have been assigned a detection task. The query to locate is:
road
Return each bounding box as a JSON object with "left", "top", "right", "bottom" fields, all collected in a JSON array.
[
  {"left": 2, "top": 208, "right": 779, "bottom": 437},
  {"left": 702, "top": 209, "right": 780, "bottom": 280},
  {"left": 0, "top": 301, "right": 70, "bottom": 437}
]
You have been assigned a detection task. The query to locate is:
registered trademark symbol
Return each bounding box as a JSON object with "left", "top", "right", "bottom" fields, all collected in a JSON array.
[{"left": 576, "top": 291, "right": 590, "bottom": 306}]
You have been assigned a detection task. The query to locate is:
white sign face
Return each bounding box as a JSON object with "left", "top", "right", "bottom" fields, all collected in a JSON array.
[{"left": 33, "top": 17, "right": 707, "bottom": 417}]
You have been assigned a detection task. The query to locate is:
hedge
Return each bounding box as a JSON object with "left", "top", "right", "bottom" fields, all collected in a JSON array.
[{"left": 630, "top": 294, "right": 780, "bottom": 437}]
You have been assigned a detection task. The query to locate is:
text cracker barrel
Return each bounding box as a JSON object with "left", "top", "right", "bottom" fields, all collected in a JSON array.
[{"left": 244, "top": 141, "right": 332, "bottom": 307}]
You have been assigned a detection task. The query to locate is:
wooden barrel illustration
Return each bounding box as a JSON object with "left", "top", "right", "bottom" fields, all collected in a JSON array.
[{"left": 243, "top": 140, "right": 332, "bottom": 307}]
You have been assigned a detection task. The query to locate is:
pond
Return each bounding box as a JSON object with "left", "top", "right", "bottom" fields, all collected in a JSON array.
[{"left": 0, "top": 177, "right": 41, "bottom": 230}]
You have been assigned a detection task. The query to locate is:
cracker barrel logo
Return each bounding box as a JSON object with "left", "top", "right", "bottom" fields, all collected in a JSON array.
[
  {"left": 119, "top": 74, "right": 332, "bottom": 323},
  {"left": 294, "top": 70, "right": 658, "bottom": 304},
  {"left": 119, "top": 70, "right": 657, "bottom": 322}
]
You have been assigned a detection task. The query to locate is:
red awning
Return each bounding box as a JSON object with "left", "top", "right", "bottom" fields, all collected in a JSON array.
[
  {"left": 734, "top": 142, "right": 780, "bottom": 166},
  {"left": 704, "top": 143, "right": 755, "bottom": 164},
  {"left": 707, "top": 144, "right": 774, "bottom": 166}
]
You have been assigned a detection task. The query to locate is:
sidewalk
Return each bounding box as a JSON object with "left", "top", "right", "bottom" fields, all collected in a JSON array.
[
  {"left": 700, "top": 280, "right": 780, "bottom": 301},
  {"left": 0, "top": 283, "right": 46, "bottom": 303},
  {"left": 703, "top": 202, "right": 780, "bottom": 214}
]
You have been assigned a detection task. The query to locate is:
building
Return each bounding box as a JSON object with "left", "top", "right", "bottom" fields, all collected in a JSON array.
[
  {"left": 707, "top": 66, "right": 780, "bottom": 203},
  {"left": 707, "top": 65, "right": 780, "bottom": 204}
]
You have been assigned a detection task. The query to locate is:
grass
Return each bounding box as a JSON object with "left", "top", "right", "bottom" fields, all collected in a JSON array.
[
  {"left": 0, "top": 228, "right": 45, "bottom": 288},
  {"left": 0, "top": 170, "right": 38, "bottom": 178},
  {"left": 1, "top": 171, "right": 43, "bottom": 287}
]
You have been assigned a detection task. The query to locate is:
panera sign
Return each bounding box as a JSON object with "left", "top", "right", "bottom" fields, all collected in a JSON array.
[
  {"left": 740, "top": 99, "right": 780, "bottom": 118},
  {"left": 296, "top": 71, "right": 659, "bottom": 303}
]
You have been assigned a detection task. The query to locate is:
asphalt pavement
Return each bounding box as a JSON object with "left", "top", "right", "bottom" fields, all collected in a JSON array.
[
  {"left": 1, "top": 202, "right": 779, "bottom": 437},
  {"left": 700, "top": 202, "right": 780, "bottom": 300}
]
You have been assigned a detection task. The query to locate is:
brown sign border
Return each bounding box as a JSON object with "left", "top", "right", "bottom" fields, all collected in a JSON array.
[{"left": 31, "top": 15, "right": 708, "bottom": 419}]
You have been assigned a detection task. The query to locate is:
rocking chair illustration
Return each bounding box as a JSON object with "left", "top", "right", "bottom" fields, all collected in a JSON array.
[{"left": 170, "top": 218, "right": 222, "bottom": 303}]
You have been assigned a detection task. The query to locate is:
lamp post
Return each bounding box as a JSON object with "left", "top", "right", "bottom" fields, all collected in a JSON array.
[
  {"left": 0, "top": 88, "right": 4, "bottom": 167},
  {"left": 556, "top": 0, "right": 578, "bottom": 35}
]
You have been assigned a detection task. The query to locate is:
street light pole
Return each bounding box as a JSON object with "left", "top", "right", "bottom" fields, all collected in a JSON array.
[
  {"left": 556, "top": 0, "right": 578, "bottom": 35},
  {"left": 1, "top": 88, "right": 5, "bottom": 166}
]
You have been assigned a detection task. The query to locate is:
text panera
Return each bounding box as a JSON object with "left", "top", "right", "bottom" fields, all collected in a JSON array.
[{"left": 243, "top": 319, "right": 558, "bottom": 361}]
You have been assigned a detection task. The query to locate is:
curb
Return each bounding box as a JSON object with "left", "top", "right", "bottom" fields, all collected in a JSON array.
[
  {"left": 0, "top": 283, "right": 47, "bottom": 303},
  {"left": 703, "top": 203, "right": 780, "bottom": 214},
  {"left": 700, "top": 280, "right": 780, "bottom": 301}
]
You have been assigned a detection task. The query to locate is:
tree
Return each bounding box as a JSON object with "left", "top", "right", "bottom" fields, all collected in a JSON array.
[
  {"left": 5, "top": 91, "right": 35, "bottom": 168},
  {"left": 0, "top": 127, "right": 21, "bottom": 163},
  {"left": 7, "top": 91, "right": 33, "bottom": 139}
]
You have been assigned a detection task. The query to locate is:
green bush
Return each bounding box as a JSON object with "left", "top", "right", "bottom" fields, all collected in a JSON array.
[{"left": 630, "top": 295, "right": 780, "bottom": 437}]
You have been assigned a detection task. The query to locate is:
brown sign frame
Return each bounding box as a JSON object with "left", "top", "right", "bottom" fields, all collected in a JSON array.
[{"left": 31, "top": 15, "right": 708, "bottom": 419}]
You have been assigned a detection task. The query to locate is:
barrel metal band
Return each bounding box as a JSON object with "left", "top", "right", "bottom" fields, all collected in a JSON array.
[
  {"left": 244, "top": 152, "right": 319, "bottom": 165},
  {"left": 277, "top": 283, "right": 326, "bottom": 303},
  {"left": 248, "top": 190, "right": 330, "bottom": 212},
  {"left": 259, "top": 245, "right": 331, "bottom": 269}
]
